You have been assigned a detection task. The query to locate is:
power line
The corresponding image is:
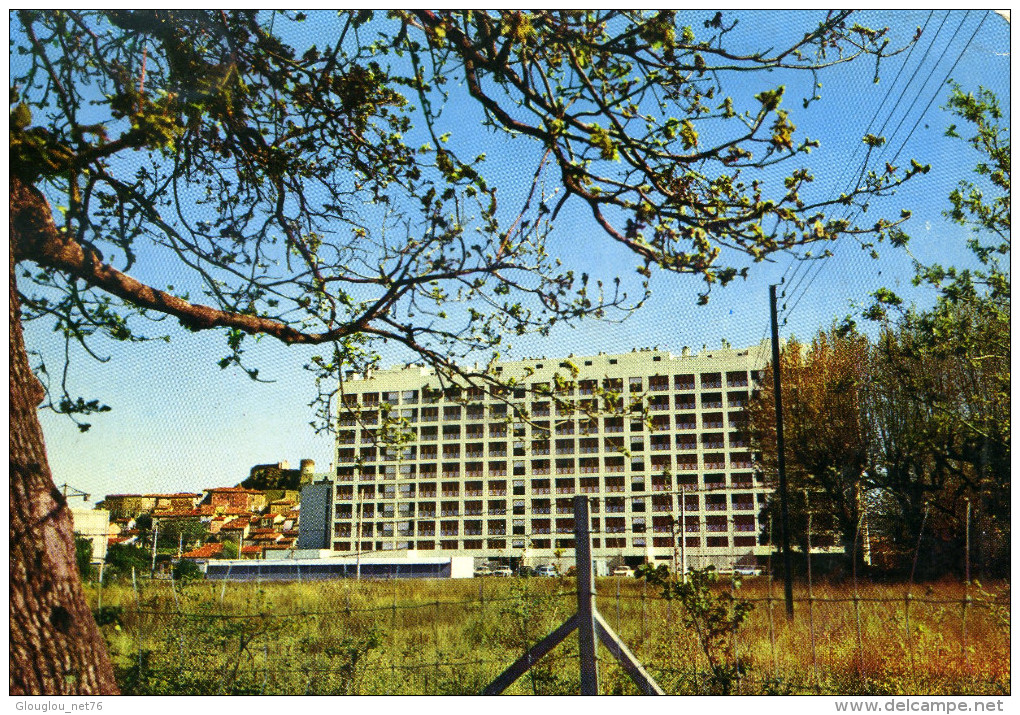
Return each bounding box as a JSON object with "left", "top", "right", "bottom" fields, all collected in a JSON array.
[
  {"left": 875, "top": 11, "right": 970, "bottom": 168},
  {"left": 778, "top": 12, "right": 969, "bottom": 323},
  {"left": 782, "top": 11, "right": 985, "bottom": 324},
  {"left": 826, "top": 11, "right": 938, "bottom": 204},
  {"left": 840, "top": 11, "right": 952, "bottom": 201},
  {"left": 888, "top": 11, "right": 989, "bottom": 165},
  {"left": 776, "top": 10, "right": 938, "bottom": 296}
]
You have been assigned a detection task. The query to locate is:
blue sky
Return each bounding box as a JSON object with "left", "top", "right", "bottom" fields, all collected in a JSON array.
[{"left": 20, "top": 10, "right": 1009, "bottom": 503}]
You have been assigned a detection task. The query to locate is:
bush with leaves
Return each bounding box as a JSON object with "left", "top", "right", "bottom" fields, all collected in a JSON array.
[
  {"left": 103, "top": 543, "right": 151, "bottom": 581},
  {"left": 171, "top": 559, "right": 204, "bottom": 582},
  {"left": 637, "top": 563, "right": 753, "bottom": 693},
  {"left": 74, "top": 536, "right": 94, "bottom": 581}
]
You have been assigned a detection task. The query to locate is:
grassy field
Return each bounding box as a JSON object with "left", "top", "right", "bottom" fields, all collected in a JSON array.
[{"left": 85, "top": 575, "right": 1010, "bottom": 695}]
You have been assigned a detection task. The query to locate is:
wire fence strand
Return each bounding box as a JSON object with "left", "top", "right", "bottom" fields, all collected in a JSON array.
[{"left": 93, "top": 571, "right": 1009, "bottom": 696}]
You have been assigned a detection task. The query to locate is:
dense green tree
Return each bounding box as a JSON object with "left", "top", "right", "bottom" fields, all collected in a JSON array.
[
  {"left": 862, "top": 312, "right": 1006, "bottom": 576},
  {"left": 11, "top": 10, "right": 920, "bottom": 693},
  {"left": 132, "top": 512, "right": 152, "bottom": 538},
  {"left": 73, "top": 536, "right": 94, "bottom": 581},
  {"left": 171, "top": 559, "right": 204, "bottom": 582},
  {"left": 103, "top": 543, "right": 151, "bottom": 578},
  {"left": 155, "top": 518, "right": 208, "bottom": 552},
  {"left": 862, "top": 84, "right": 1009, "bottom": 576},
  {"left": 219, "top": 540, "right": 239, "bottom": 560}
]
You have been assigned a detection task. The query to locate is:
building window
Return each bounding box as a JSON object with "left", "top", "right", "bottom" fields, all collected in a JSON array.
[
  {"left": 674, "top": 374, "right": 695, "bottom": 390},
  {"left": 701, "top": 373, "right": 723, "bottom": 389}
]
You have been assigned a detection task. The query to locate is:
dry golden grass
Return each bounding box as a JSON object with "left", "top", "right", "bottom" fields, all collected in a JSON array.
[{"left": 85, "top": 574, "right": 1009, "bottom": 695}]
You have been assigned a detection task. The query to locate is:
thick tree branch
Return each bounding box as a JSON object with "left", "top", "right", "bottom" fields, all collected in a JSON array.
[{"left": 11, "top": 175, "right": 359, "bottom": 346}]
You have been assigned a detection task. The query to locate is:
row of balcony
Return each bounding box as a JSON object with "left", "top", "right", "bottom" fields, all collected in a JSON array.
[
  {"left": 336, "top": 487, "right": 760, "bottom": 503},
  {"left": 338, "top": 519, "right": 757, "bottom": 533},
  {"left": 335, "top": 476, "right": 759, "bottom": 498},
  {"left": 339, "top": 450, "right": 755, "bottom": 465},
  {"left": 335, "top": 497, "right": 760, "bottom": 518},
  {"left": 331, "top": 535, "right": 758, "bottom": 552},
  {"left": 339, "top": 445, "right": 753, "bottom": 461},
  {"left": 339, "top": 374, "right": 756, "bottom": 407},
  {"left": 355, "top": 525, "right": 763, "bottom": 537},
  {"left": 339, "top": 412, "right": 749, "bottom": 432}
]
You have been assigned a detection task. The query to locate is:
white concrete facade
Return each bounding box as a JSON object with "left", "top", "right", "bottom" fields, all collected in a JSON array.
[
  {"left": 71, "top": 508, "right": 111, "bottom": 563},
  {"left": 331, "top": 341, "right": 772, "bottom": 569}
]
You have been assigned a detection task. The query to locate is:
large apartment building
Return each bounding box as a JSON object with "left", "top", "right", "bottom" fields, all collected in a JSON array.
[{"left": 331, "top": 341, "right": 773, "bottom": 568}]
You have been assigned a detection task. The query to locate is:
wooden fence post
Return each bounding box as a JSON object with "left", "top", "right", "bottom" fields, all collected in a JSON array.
[
  {"left": 574, "top": 495, "right": 600, "bottom": 695},
  {"left": 484, "top": 495, "right": 663, "bottom": 695}
]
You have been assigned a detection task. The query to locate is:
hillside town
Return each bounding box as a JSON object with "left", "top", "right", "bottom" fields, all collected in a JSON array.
[{"left": 72, "top": 459, "right": 326, "bottom": 574}]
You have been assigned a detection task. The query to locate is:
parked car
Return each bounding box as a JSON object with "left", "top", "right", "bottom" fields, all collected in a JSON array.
[
  {"left": 733, "top": 566, "right": 762, "bottom": 577},
  {"left": 491, "top": 566, "right": 513, "bottom": 577},
  {"left": 535, "top": 565, "right": 558, "bottom": 577},
  {"left": 611, "top": 566, "right": 633, "bottom": 578},
  {"left": 473, "top": 565, "right": 492, "bottom": 577}
]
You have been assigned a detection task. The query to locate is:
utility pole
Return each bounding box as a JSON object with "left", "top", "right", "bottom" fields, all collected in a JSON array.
[
  {"left": 150, "top": 519, "right": 159, "bottom": 577},
  {"left": 58, "top": 483, "right": 91, "bottom": 502},
  {"left": 355, "top": 490, "right": 364, "bottom": 581},
  {"left": 679, "top": 487, "right": 687, "bottom": 582},
  {"left": 574, "top": 495, "right": 599, "bottom": 695},
  {"left": 670, "top": 518, "right": 679, "bottom": 575},
  {"left": 964, "top": 499, "right": 971, "bottom": 587},
  {"left": 670, "top": 489, "right": 679, "bottom": 575},
  {"left": 770, "top": 283, "right": 795, "bottom": 619}
]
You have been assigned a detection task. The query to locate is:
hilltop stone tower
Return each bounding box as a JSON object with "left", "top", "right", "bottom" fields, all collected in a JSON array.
[{"left": 299, "top": 459, "right": 316, "bottom": 486}]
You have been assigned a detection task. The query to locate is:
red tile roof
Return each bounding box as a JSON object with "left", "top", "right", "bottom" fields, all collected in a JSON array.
[
  {"left": 181, "top": 543, "right": 225, "bottom": 559},
  {"left": 211, "top": 509, "right": 251, "bottom": 518},
  {"left": 240, "top": 545, "right": 263, "bottom": 555},
  {"left": 106, "top": 493, "right": 200, "bottom": 499},
  {"left": 152, "top": 509, "right": 202, "bottom": 518}
]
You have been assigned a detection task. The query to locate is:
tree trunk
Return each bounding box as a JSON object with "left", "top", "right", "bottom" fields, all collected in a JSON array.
[{"left": 10, "top": 180, "right": 120, "bottom": 694}]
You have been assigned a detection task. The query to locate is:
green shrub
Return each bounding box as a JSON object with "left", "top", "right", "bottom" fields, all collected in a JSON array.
[{"left": 172, "top": 559, "right": 204, "bottom": 582}]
